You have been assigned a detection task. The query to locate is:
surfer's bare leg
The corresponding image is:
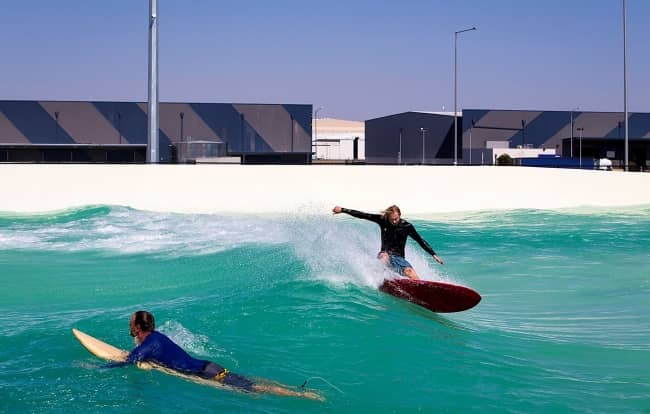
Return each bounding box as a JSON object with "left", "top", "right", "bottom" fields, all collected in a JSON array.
[
  {"left": 253, "top": 383, "right": 324, "bottom": 401},
  {"left": 379, "top": 252, "right": 419, "bottom": 280},
  {"left": 403, "top": 267, "right": 420, "bottom": 280}
]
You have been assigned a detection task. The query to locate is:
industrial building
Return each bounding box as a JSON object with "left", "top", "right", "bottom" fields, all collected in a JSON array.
[
  {"left": 312, "top": 117, "right": 365, "bottom": 162},
  {"left": 0, "top": 100, "right": 312, "bottom": 164},
  {"left": 3, "top": 101, "right": 649, "bottom": 169},
  {"left": 462, "top": 109, "right": 650, "bottom": 169},
  {"left": 364, "top": 111, "right": 458, "bottom": 165},
  {"left": 364, "top": 109, "right": 650, "bottom": 170}
]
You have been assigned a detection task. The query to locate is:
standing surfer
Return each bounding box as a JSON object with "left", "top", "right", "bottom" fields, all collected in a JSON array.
[{"left": 332, "top": 205, "right": 444, "bottom": 280}]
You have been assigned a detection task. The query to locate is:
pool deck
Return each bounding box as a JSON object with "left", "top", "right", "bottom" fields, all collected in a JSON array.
[{"left": 2, "top": 164, "right": 649, "bottom": 216}]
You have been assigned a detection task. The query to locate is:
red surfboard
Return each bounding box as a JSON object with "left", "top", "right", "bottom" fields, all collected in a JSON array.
[{"left": 379, "top": 278, "right": 481, "bottom": 313}]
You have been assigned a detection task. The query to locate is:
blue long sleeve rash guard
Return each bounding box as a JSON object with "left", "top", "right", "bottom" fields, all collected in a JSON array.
[{"left": 110, "top": 331, "right": 209, "bottom": 375}]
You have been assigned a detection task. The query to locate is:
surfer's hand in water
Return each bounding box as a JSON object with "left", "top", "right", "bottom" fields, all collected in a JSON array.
[
  {"left": 136, "top": 361, "right": 154, "bottom": 370},
  {"left": 332, "top": 206, "right": 342, "bottom": 214},
  {"left": 433, "top": 254, "right": 444, "bottom": 265}
]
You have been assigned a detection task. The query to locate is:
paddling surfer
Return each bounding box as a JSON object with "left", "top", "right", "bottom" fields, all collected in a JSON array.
[
  {"left": 108, "top": 311, "right": 323, "bottom": 401},
  {"left": 332, "top": 205, "right": 444, "bottom": 280}
]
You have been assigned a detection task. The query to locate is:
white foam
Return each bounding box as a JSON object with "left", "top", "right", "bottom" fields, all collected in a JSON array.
[
  {"left": 286, "top": 215, "right": 447, "bottom": 288},
  {"left": 0, "top": 207, "right": 455, "bottom": 288},
  {"left": 0, "top": 208, "right": 289, "bottom": 255},
  {"left": 157, "top": 320, "right": 233, "bottom": 360}
]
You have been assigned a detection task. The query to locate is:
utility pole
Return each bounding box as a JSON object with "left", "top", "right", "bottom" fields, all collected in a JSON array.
[{"left": 147, "top": 0, "right": 159, "bottom": 163}]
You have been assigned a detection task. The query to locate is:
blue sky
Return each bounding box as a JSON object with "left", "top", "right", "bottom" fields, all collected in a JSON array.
[{"left": 1, "top": 0, "right": 648, "bottom": 120}]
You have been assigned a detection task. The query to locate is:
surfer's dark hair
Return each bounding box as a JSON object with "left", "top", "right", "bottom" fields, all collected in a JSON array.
[{"left": 133, "top": 310, "right": 155, "bottom": 332}]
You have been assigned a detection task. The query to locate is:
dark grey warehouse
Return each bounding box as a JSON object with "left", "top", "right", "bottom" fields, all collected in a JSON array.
[
  {"left": 0, "top": 100, "right": 312, "bottom": 164},
  {"left": 364, "top": 109, "right": 650, "bottom": 170}
]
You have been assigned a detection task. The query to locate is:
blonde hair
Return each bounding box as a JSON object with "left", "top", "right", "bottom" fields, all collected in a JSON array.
[{"left": 381, "top": 205, "right": 401, "bottom": 221}]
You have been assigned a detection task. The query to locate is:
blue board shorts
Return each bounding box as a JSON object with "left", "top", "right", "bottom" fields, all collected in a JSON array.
[
  {"left": 200, "top": 362, "right": 255, "bottom": 392},
  {"left": 378, "top": 253, "right": 413, "bottom": 276}
]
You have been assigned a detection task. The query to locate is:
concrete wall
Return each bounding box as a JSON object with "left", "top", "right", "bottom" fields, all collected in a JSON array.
[{"left": 1, "top": 164, "right": 648, "bottom": 216}]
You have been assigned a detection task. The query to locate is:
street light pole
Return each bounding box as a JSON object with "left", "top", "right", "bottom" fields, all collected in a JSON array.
[
  {"left": 623, "top": 0, "right": 629, "bottom": 171},
  {"left": 398, "top": 128, "right": 403, "bottom": 165},
  {"left": 179, "top": 112, "right": 184, "bottom": 142},
  {"left": 420, "top": 127, "right": 427, "bottom": 164},
  {"left": 314, "top": 106, "right": 323, "bottom": 158},
  {"left": 54, "top": 111, "right": 59, "bottom": 143},
  {"left": 117, "top": 113, "right": 122, "bottom": 144},
  {"left": 469, "top": 119, "right": 474, "bottom": 165},
  {"left": 290, "top": 114, "right": 295, "bottom": 152},
  {"left": 570, "top": 107, "right": 579, "bottom": 158},
  {"left": 454, "top": 26, "right": 476, "bottom": 166},
  {"left": 577, "top": 127, "right": 584, "bottom": 169}
]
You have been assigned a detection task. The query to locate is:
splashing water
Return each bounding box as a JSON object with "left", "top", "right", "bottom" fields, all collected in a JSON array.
[{"left": 1, "top": 205, "right": 649, "bottom": 413}]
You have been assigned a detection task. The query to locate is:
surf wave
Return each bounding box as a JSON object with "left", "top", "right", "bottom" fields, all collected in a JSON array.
[
  {"left": 0, "top": 205, "right": 451, "bottom": 287},
  {"left": 0, "top": 205, "right": 112, "bottom": 224},
  {"left": 157, "top": 320, "right": 240, "bottom": 365},
  {"left": 0, "top": 206, "right": 287, "bottom": 256}
]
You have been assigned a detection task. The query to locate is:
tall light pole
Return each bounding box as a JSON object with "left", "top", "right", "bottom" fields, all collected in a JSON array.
[
  {"left": 577, "top": 127, "right": 584, "bottom": 169},
  {"left": 570, "top": 107, "right": 579, "bottom": 157},
  {"left": 147, "top": 0, "right": 159, "bottom": 163},
  {"left": 54, "top": 111, "right": 60, "bottom": 143},
  {"left": 623, "top": 0, "right": 629, "bottom": 171},
  {"left": 454, "top": 26, "right": 476, "bottom": 166},
  {"left": 117, "top": 113, "right": 122, "bottom": 144},
  {"left": 469, "top": 119, "right": 474, "bottom": 165},
  {"left": 420, "top": 127, "right": 427, "bottom": 164},
  {"left": 290, "top": 114, "right": 295, "bottom": 152},
  {"left": 179, "top": 112, "right": 184, "bottom": 142},
  {"left": 398, "top": 128, "right": 403, "bottom": 165},
  {"left": 314, "top": 106, "right": 323, "bottom": 158}
]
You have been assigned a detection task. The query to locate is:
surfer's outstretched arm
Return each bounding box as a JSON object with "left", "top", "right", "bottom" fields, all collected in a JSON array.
[{"left": 332, "top": 206, "right": 382, "bottom": 224}]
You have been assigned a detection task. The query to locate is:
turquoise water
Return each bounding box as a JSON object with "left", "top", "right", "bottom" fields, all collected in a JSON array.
[{"left": 1, "top": 205, "right": 649, "bottom": 413}]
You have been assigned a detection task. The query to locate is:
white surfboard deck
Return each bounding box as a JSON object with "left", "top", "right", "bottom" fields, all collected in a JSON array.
[{"left": 72, "top": 328, "right": 240, "bottom": 391}]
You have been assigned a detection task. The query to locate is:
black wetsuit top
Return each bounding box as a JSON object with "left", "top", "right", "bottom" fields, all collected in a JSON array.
[{"left": 341, "top": 208, "right": 436, "bottom": 257}]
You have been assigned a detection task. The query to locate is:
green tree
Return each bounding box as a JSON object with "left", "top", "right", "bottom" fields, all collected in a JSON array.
[{"left": 496, "top": 153, "right": 513, "bottom": 166}]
